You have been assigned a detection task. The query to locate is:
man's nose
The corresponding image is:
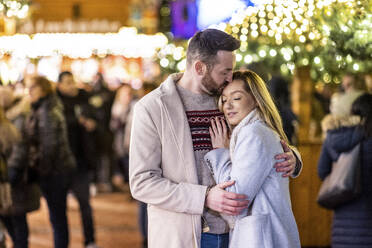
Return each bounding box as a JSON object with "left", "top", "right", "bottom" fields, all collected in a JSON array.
[{"left": 226, "top": 73, "right": 233, "bottom": 83}]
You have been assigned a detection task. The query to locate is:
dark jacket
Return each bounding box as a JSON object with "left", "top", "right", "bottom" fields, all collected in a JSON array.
[
  {"left": 57, "top": 89, "right": 98, "bottom": 171},
  {"left": 26, "top": 94, "right": 76, "bottom": 178},
  {"left": 318, "top": 115, "right": 372, "bottom": 248},
  {"left": 5, "top": 109, "right": 41, "bottom": 215}
]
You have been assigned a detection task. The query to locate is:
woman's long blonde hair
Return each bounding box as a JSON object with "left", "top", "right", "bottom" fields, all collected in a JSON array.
[{"left": 219, "top": 70, "right": 289, "bottom": 144}]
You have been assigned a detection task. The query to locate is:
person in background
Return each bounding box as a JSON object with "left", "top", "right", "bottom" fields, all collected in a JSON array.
[
  {"left": 0, "top": 86, "right": 41, "bottom": 248},
  {"left": 268, "top": 76, "right": 298, "bottom": 145},
  {"left": 57, "top": 71, "right": 100, "bottom": 248},
  {"left": 318, "top": 93, "right": 372, "bottom": 248},
  {"left": 110, "top": 84, "right": 134, "bottom": 192},
  {"left": 365, "top": 74, "right": 372, "bottom": 94},
  {"left": 0, "top": 87, "right": 20, "bottom": 247},
  {"left": 25, "top": 76, "right": 76, "bottom": 248},
  {"left": 330, "top": 73, "right": 364, "bottom": 117},
  {"left": 89, "top": 73, "right": 115, "bottom": 193}
]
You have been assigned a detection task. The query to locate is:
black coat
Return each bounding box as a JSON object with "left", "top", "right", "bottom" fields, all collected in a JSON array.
[
  {"left": 318, "top": 116, "right": 372, "bottom": 248},
  {"left": 57, "top": 89, "right": 98, "bottom": 171},
  {"left": 26, "top": 94, "right": 76, "bottom": 178}
]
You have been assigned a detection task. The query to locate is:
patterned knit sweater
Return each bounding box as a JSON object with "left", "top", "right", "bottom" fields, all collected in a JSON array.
[{"left": 176, "top": 84, "right": 229, "bottom": 234}]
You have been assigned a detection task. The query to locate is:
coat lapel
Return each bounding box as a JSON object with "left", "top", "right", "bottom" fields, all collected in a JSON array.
[{"left": 160, "top": 74, "right": 199, "bottom": 184}]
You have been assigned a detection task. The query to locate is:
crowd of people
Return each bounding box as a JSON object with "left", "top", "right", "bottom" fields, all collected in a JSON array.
[{"left": 0, "top": 72, "right": 154, "bottom": 248}]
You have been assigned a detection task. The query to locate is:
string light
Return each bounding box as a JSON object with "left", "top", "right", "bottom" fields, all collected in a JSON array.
[{"left": 0, "top": 28, "right": 168, "bottom": 59}]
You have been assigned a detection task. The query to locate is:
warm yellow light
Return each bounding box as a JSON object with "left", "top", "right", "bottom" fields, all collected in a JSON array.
[
  {"left": 241, "top": 28, "right": 249, "bottom": 34},
  {"left": 259, "top": 50, "right": 267, "bottom": 57},
  {"left": 160, "top": 58, "right": 169, "bottom": 68},
  {"left": 251, "top": 23, "right": 258, "bottom": 30},
  {"left": 232, "top": 26, "right": 240, "bottom": 33},
  {"left": 244, "top": 55, "right": 253, "bottom": 64},
  {"left": 290, "top": 22, "right": 297, "bottom": 29},
  {"left": 270, "top": 49, "right": 277, "bottom": 56},
  {"left": 251, "top": 30, "right": 259, "bottom": 38},
  {"left": 236, "top": 54, "right": 243, "bottom": 62},
  {"left": 260, "top": 25, "right": 268, "bottom": 33}
]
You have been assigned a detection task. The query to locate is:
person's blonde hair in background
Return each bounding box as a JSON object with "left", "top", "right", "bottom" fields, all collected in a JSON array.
[
  {"left": 0, "top": 87, "right": 20, "bottom": 153},
  {"left": 218, "top": 70, "right": 289, "bottom": 144},
  {"left": 330, "top": 74, "right": 364, "bottom": 117}
]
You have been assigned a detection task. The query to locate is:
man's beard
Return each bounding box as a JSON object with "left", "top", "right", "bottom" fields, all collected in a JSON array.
[{"left": 201, "top": 71, "right": 222, "bottom": 96}]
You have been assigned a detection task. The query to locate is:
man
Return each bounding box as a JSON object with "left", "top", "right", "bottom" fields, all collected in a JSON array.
[
  {"left": 129, "top": 29, "right": 302, "bottom": 248},
  {"left": 57, "top": 71, "right": 99, "bottom": 248}
]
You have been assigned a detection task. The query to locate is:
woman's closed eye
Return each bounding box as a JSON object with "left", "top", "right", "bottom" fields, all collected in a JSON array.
[{"left": 233, "top": 97, "right": 241, "bottom": 101}]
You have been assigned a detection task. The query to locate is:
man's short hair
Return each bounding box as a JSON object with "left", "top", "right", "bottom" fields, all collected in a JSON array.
[
  {"left": 186, "top": 29, "right": 240, "bottom": 69},
  {"left": 58, "top": 71, "right": 73, "bottom": 83}
]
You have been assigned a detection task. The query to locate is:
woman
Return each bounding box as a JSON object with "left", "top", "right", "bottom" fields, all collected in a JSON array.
[
  {"left": 0, "top": 86, "right": 41, "bottom": 248},
  {"left": 204, "top": 70, "right": 300, "bottom": 247},
  {"left": 0, "top": 91, "right": 19, "bottom": 248},
  {"left": 25, "top": 76, "right": 76, "bottom": 248},
  {"left": 110, "top": 84, "right": 134, "bottom": 189},
  {"left": 318, "top": 93, "right": 372, "bottom": 248}
]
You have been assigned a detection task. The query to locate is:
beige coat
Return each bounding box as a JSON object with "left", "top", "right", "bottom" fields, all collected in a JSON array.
[{"left": 129, "top": 73, "right": 207, "bottom": 248}]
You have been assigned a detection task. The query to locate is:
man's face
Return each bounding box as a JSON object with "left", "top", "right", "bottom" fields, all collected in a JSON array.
[
  {"left": 58, "top": 75, "right": 77, "bottom": 96},
  {"left": 200, "top": 50, "right": 235, "bottom": 96}
]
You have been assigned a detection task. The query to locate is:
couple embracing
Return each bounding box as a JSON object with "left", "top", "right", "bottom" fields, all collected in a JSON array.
[{"left": 129, "top": 29, "right": 301, "bottom": 248}]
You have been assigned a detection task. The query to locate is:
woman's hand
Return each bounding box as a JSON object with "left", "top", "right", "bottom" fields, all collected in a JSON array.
[{"left": 209, "top": 117, "right": 230, "bottom": 149}]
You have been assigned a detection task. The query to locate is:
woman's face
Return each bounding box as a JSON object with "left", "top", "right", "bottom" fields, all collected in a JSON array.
[
  {"left": 28, "top": 82, "right": 45, "bottom": 103},
  {"left": 221, "top": 79, "right": 257, "bottom": 127}
]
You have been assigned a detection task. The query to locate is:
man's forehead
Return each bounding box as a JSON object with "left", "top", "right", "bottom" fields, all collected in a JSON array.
[{"left": 214, "top": 51, "right": 235, "bottom": 69}]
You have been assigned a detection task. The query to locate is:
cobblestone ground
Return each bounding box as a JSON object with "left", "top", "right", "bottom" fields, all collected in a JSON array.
[{"left": 6, "top": 192, "right": 142, "bottom": 248}]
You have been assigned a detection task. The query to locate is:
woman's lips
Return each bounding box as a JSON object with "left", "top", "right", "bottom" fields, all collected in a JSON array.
[{"left": 227, "top": 112, "right": 237, "bottom": 118}]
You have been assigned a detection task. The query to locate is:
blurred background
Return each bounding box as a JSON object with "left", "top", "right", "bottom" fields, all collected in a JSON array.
[{"left": 0, "top": 0, "right": 371, "bottom": 247}]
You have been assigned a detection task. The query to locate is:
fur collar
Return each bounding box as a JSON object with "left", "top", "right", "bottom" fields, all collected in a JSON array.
[{"left": 321, "top": 114, "right": 361, "bottom": 133}]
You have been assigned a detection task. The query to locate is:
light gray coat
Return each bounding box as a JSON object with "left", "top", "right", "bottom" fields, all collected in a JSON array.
[
  {"left": 129, "top": 74, "right": 207, "bottom": 248},
  {"left": 205, "top": 109, "right": 301, "bottom": 248}
]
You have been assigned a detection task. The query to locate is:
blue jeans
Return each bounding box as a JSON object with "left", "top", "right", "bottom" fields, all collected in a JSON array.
[
  {"left": 201, "top": 233, "right": 229, "bottom": 248},
  {"left": 40, "top": 172, "right": 72, "bottom": 248},
  {"left": 0, "top": 214, "right": 28, "bottom": 248},
  {"left": 70, "top": 170, "right": 95, "bottom": 245}
]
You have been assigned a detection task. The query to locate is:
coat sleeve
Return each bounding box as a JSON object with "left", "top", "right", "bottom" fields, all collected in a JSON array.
[
  {"left": 129, "top": 102, "right": 207, "bottom": 215},
  {"left": 208, "top": 124, "right": 281, "bottom": 204},
  {"left": 204, "top": 148, "right": 232, "bottom": 184},
  {"left": 290, "top": 146, "right": 303, "bottom": 178}
]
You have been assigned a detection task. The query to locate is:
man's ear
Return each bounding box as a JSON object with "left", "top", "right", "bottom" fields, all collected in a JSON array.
[{"left": 194, "top": 61, "right": 206, "bottom": 76}]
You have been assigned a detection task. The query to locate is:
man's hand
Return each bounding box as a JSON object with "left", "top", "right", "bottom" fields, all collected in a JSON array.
[
  {"left": 274, "top": 140, "right": 296, "bottom": 177},
  {"left": 205, "top": 181, "right": 249, "bottom": 215}
]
